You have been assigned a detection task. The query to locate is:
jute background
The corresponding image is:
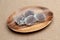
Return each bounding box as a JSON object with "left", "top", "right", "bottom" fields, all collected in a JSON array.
[{"left": 0, "top": 0, "right": 60, "bottom": 40}]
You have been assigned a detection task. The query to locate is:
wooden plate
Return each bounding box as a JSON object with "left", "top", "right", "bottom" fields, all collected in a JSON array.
[{"left": 7, "top": 6, "right": 53, "bottom": 33}]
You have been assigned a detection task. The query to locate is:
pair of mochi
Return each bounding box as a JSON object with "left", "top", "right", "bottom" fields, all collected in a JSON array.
[{"left": 14, "top": 10, "right": 46, "bottom": 26}]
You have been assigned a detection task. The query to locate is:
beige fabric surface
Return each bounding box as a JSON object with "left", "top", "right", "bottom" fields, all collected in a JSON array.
[{"left": 0, "top": 0, "right": 60, "bottom": 40}]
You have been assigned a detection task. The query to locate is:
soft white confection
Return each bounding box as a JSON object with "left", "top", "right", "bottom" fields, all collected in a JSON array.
[
  {"left": 23, "top": 10, "right": 34, "bottom": 17},
  {"left": 14, "top": 15, "right": 25, "bottom": 25},
  {"left": 34, "top": 13, "right": 46, "bottom": 22},
  {"left": 14, "top": 10, "right": 46, "bottom": 26},
  {"left": 14, "top": 10, "right": 34, "bottom": 25},
  {"left": 24, "top": 15, "right": 36, "bottom": 25}
]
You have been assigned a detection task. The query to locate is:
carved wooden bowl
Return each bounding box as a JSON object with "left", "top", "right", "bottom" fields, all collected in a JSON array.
[{"left": 7, "top": 6, "right": 53, "bottom": 33}]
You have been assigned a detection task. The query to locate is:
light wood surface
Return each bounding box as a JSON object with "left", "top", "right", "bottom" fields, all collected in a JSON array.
[{"left": 0, "top": 0, "right": 60, "bottom": 40}]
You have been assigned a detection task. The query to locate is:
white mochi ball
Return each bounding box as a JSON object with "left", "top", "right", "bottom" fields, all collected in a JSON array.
[
  {"left": 24, "top": 15, "right": 36, "bottom": 25},
  {"left": 14, "top": 15, "right": 25, "bottom": 25},
  {"left": 34, "top": 13, "right": 46, "bottom": 22}
]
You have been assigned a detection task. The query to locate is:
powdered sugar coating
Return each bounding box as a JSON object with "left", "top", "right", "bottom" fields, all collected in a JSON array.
[
  {"left": 34, "top": 13, "right": 46, "bottom": 22},
  {"left": 24, "top": 15, "right": 36, "bottom": 25},
  {"left": 14, "top": 10, "right": 46, "bottom": 26}
]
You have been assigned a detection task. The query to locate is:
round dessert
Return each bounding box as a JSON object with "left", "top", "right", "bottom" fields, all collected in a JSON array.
[
  {"left": 34, "top": 13, "right": 46, "bottom": 22},
  {"left": 24, "top": 15, "right": 36, "bottom": 26},
  {"left": 7, "top": 6, "right": 53, "bottom": 33}
]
